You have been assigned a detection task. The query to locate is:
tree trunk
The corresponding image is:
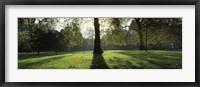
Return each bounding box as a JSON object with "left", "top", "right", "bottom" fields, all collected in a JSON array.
[
  {"left": 93, "top": 18, "right": 103, "bottom": 54},
  {"left": 134, "top": 18, "right": 145, "bottom": 50},
  {"left": 37, "top": 48, "right": 40, "bottom": 55},
  {"left": 138, "top": 27, "right": 145, "bottom": 50},
  {"left": 145, "top": 28, "right": 147, "bottom": 52},
  {"left": 55, "top": 48, "right": 58, "bottom": 55}
]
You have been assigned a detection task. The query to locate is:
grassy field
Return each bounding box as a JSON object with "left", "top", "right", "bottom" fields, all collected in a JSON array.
[{"left": 18, "top": 50, "right": 182, "bottom": 69}]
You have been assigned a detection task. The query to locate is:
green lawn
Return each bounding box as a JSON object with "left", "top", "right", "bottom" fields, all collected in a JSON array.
[{"left": 18, "top": 50, "right": 182, "bottom": 69}]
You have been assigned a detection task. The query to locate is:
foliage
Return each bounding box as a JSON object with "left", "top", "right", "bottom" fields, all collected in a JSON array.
[
  {"left": 18, "top": 18, "right": 84, "bottom": 53},
  {"left": 60, "top": 23, "right": 83, "bottom": 50},
  {"left": 18, "top": 18, "right": 182, "bottom": 53},
  {"left": 103, "top": 18, "right": 182, "bottom": 50}
]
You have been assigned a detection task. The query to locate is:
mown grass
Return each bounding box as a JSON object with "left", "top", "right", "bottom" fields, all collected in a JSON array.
[{"left": 18, "top": 50, "right": 182, "bottom": 69}]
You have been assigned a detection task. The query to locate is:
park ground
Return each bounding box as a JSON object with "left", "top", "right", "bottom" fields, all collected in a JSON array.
[{"left": 18, "top": 50, "right": 182, "bottom": 69}]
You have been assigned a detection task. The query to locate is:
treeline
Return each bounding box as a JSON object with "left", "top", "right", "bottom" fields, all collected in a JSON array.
[
  {"left": 18, "top": 18, "right": 84, "bottom": 54},
  {"left": 103, "top": 18, "right": 182, "bottom": 51},
  {"left": 18, "top": 18, "right": 182, "bottom": 54}
]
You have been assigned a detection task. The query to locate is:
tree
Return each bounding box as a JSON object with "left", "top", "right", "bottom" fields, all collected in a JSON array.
[
  {"left": 18, "top": 30, "right": 32, "bottom": 52},
  {"left": 82, "top": 28, "right": 95, "bottom": 50},
  {"left": 93, "top": 18, "right": 103, "bottom": 54},
  {"left": 129, "top": 18, "right": 182, "bottom": 50},
  {"left": 18, "top": 18, "right": 57, "bottom": 54},
  {"left": 60, "top": 19, "right": 84, "bottom": 51},
  {"left": 129, "top": 18, "right": 146, "bottom": 50},
  {"left": 18, "top": 18, "right": 36, "bottom": 52},
  {"left": 102, "top": 18, "right": 133, "bottom": 50},
  {"left": 43, "top": 30, "right": 61, "bottom": 55}
]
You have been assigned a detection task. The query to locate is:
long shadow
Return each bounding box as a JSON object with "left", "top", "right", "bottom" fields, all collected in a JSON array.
[
  {"left": 18, "top": 55, "right": 68, "bottom": 69},
  {"left": 110, "top": 57, "right": 141, "bottom": 69},
  {"left": 18, "top": 51, "right": 85, "bottom": 60},
  {"left": 90, "top": 54, "right": 109, "bottom": 69},
  {"left": 18, "top": 53, "right": 58, "bottom": 60},
  {"left": 113, "top": 51, "right": 182, "bottom": 69}
]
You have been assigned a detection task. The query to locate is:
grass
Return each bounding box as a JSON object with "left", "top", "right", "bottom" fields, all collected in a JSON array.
[{"left": 18, "top": 50, "right": 182, "bottom": 69}]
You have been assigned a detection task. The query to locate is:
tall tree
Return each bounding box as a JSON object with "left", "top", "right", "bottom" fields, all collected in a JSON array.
[
  {"left": 31, "top": 18, "right": 58, "bottom": 55},
  {"left": 18, "top": 18, "right": 36, "bottom": 52},
  {"left": 93, "top": 18, "right": 103, "bottom": 54},
  {"left": 60, "top": 18, "right": 84, "bottom": 52},
  {"left": 129, "top": 18, "right": 182, "bottom": 50},
  {"left": 134, "top": 18, "right": 145, "bottom": 50}
]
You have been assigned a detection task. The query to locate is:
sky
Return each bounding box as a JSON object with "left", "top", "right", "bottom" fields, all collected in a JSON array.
[{"left": 54, "top": 18, "right": 95, "bottom": 38}]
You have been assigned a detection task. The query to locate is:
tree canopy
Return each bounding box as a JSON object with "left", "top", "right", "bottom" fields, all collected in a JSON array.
[{"left": 18, "top": 18, "right": 182, "bottom": 54}]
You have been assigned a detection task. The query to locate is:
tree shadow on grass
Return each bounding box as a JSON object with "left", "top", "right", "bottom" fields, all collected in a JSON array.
[
  {"left": 18, "top": 53, "right": 59, "bottom": 60},
  {"left": 110, "top": 57, "right": 141, "bottom": 69},
  {"left": 18, "top": 55, "right": 67, "bottom": 69},
  {"left": 113, "top": 51, "right": 182, "bottom": 69},
  {"left": 90, "top": 54, "right": 109, "bottom": 69},
  {"left": 18, "top": 52, "right": 79, "bottom": 60}
]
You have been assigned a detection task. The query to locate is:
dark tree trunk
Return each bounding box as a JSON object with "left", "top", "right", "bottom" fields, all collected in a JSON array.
[
  {"left": 55, "top": 48, "right": 58, "bottom": 55},
  {"left": 93, "top": 18, "right": 103, "bottom": 54},
  {"left": 145, "top": 25, "right": 148, "bottom": 52},
  {"left": 37, "top": 48, "right": 40, "bottom": 55},
  {"left": 90, "top": 54, "right": 109, "bottom": 69},
  {"left": 135, "top": 18, "right": 145, "bottom": 50},
  {"left": 139, "top": 30, "right": 144, "bottom": 50}
]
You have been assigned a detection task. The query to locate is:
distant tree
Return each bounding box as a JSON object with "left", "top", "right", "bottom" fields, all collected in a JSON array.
[
  {"left": 103, "top": 18, "right": 131, "bottom": 47},
  {"left": 82, "top": 28, "right": 95, "bottom": 50},
  {"left": 43, "top": 30, "right": 61, "bottom": 54},
  {"left": 31, "top": 22, "right": 46, "bottom": 55},
  {"left": 109, "top": 18, "right": 127, "bottom": 46},
  {"left": 60, "top": 19, "right": 84, "bottom": 51},
  {"left": 18, "top": 18, "right": 47, "bottom": 54},
  {"left": 129, "top": 18, "right": 182, "bottom": 50},
  {"left": 129, "top": 18, "right": 146, "bottom": 50}
]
